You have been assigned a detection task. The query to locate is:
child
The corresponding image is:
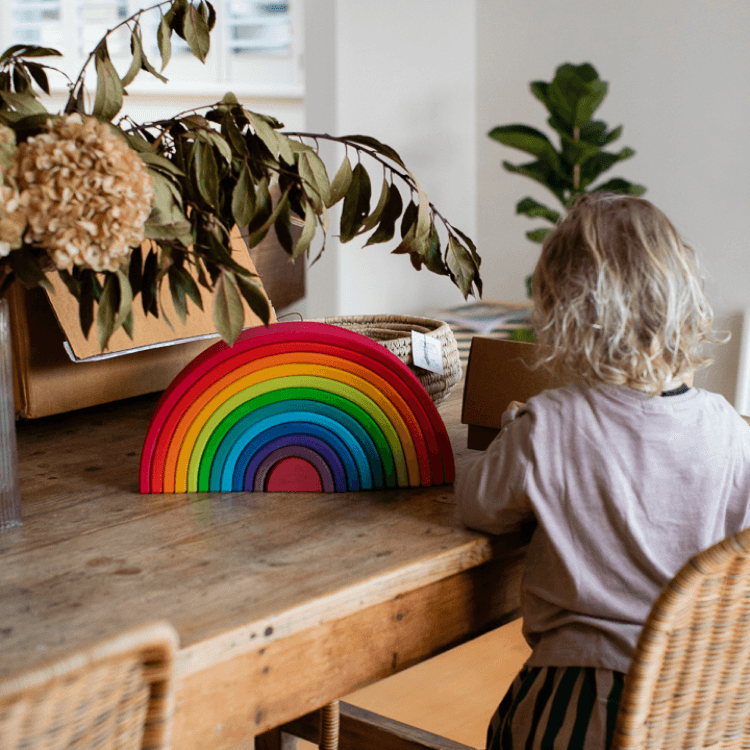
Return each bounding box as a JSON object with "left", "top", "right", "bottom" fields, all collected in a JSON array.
[{"left": 456, "top": 193, "right": 750, "bottom": 750}]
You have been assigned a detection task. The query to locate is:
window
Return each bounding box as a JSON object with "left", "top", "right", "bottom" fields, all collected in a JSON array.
[{"left": 1, "top": 0, "right": 303, "bottom": 96}]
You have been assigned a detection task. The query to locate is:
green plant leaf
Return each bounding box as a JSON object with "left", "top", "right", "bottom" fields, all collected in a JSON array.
[
  {"left": 547, "top": 62, "right": 608, "bottom": 128},
  {"left": 168, "top": 265, "right": 201, "bottom": 322},
  {"left": 213, "top": 270, "right": 244, "bottom": 344},
  {"left": 221, "top": 110, "right": 248, "bottom": 156},
  {"left": 141, "top": 248, "right": 159, "bottom": 316},
  {"left": 338, "top": 134, "right": 406, "bottom": 168},
  {"left": 97, "top": 273, "right": 118, "bottom": 349},
  {"left": 359, "top": 177, "right": 390, "bottom": 234},
  {"left": 93, "top": 46, "right": 124, "bottom": 120},
  {"left": 232, "top": 164, "right": 256, "bottom": 226},
  {"left": 121, "top": 25, "right": 144, "bottom": 87},
  {"left": 502, "top": 160, "right": 568, "bottom": 204},
  {"left": 298, "top": 149, "right": 331, "bottom": 212},
  {"left": 157, "top": 13, "right": 172, "bottom": 70},
  {"left": 340, "top": 163, "right": 371, "bottom": 243},
  {"left": 192, "top": 139, "right": 220, "bottom": 207},
  {"left": 236, "top": 274, "right": 271, "bottom": 326},
  {"left": 526, "top": 227, "right": 552, "bottom": 243},
  {"left": 274, "top": 199, "right": 293, "bottom": 255},
  {"left": 291, "top": 199, "right": 318, "bottom": 259},
  {"left": 423, "top": 222, "right": 448, "bottom": 276},
  {"left": 24, "top": 62, "right": 50, "bottom": 94},
  {"left": 0, "top": 89, "right": 47, "bottom": 115},
  {"left": 579, "top": 147, "right": 635, "bottom": 188},
  {"left": 488, "top": 124, "right": 563, "bottom": 175},
  {"left": 516, "top": 197, "right": 561, "bottom": 224},
  {"left": 364, "top": 182, "right": 402, "bottom": 246},
  {"left": 328, "top": 154, "right": 353, "bottom": 207},
  {"left": 592, "top": 178, "right": 647, "bottom": 196},
  {"left": 183, "top": 2, "right": 211, "bottom": 63},
  {"left": 446, "top": 234, "right": 476, "bottom": 298},
  {"left": 243, "top": 184, "right": 292, "bottom": 248}
]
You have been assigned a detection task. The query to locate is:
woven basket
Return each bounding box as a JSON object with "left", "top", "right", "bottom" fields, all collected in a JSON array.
[{"left": 313, "top": 315, "right": 462, "bottom": 405}]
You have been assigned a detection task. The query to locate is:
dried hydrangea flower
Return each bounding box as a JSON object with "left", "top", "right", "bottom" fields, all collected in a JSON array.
[
  {"left": 15, "top": 114, "right": 154, "bottom": 272},
  {"left": 0, "top": 184, "right": 26, "bottom": 258}
]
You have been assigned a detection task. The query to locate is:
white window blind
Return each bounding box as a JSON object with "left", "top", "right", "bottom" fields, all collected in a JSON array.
[{"left": 2, "top": 0, "right": 303, "bottom": 96}]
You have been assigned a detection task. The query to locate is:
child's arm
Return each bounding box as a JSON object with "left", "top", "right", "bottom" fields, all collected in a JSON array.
[{"left": 455, "top": 402, "right": 534, "bottom": 535}]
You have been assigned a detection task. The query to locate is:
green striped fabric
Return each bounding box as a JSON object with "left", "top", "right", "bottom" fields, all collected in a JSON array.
[{"left": 487, "top": 666, "right": 624, "bottom": 750}]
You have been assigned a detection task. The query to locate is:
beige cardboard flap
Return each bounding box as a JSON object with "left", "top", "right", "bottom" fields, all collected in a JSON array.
[
  {"left": 46, "top": 225, "right": 275, "bottom": 360},
  {"left": 461, "top": 338, "right": 568, "bottom": 449}
]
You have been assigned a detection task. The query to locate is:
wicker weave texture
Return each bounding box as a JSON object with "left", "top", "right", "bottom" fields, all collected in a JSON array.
[
  {"left": 612, "top": 526, "right": 750, "bottom": 750},
  {"left": 0, "top": 622, "right": 178, "bottom": 750},
  {"left": 313, "top": 315, "right": 462, "bottom": 405}
]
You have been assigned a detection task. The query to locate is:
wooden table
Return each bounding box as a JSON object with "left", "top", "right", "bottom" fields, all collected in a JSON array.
[{"left": 1, "top": 382, "right": 526, "bottom": 749}]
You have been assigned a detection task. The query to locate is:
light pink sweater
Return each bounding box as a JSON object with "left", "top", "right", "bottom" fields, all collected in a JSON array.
[{"left": 456, "top": 382, "right": 750, "bottom": 673}]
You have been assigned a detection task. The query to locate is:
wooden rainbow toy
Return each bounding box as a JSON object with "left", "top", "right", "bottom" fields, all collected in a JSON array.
[{"left": 139, "top": 321, "right": 455, "bottom": 493}]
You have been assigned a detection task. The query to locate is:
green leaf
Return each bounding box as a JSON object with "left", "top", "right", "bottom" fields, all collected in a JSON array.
[
  {"left": 502, "top": 160, "right": 567, "bottom": 204},
  {"left": 192, "top": 139, "right": 220, "bottom": 207},
  {"left": 168, "top": 265, "right": 201, "bottom": 322},
  {"left": 93, "top": 47, "right": 124, "bottom": 121},
  {"left": 298, "top": 150, "right": 331, "bottom": 212},
  {"left": 245, "top": 110, "right": 293, "bottom": 163},
  {"left": 423, "top": 222, "right": 448, "bottom": 276},
  {"left": 526, "top": 227, "right": 552, "bottom": 243},
  {"left": 291, "top": 199, "right": 318, "bottom": 259},
  {"left": 236, "top": 274, "right": 271, "bottom": 326},
  {"left": 232, "top": 164, "right": 256, "bottom": 226},
  {"left": 363, "top": 182, "right": 402, "bottom": 246},
  {"left": 516, "top": 197, "right": 560, "bottom": 224},
  {"left": 0, "top": 89, "right": 47, "bottom": 115},
  {"left": 488, "top": 125, "right": 562, "bottom": 172},
  {"left": 121, "top": 25, "right": 144, "bottom": 87},
  {"left": 359, "top": 177, "right": 390, "bottom": 234},
  {"left": 547, "top": 62, "right": 608, "bottom": 128},
  {"left": 25, "top": 62, "right": 50, "bottom": 95},
  {"left": 340, "top": 162, "right": 371, "bottom": 243},
  {"left": 592, "top": 178, "right": 647, "bottom": 196},
  {"left": 97, "top": 273, "right": 118, "bottom": 349},
  {"left": 328, "top": 154, "right": 353, "bottom": 207},
  {"left": 6, "top": 45, "right": 61, "bottom": 60},
  {"left": 221, "top": 110, "right": 248, "bottom": 156},
  {"left": 243, "top": 184, "right": 292, "bottom": 248},
  {"left": 183, "top": 2, "right": 211, "bottom": 63},
  {"left": 274, "top": 199, "right": 293, "bottom": 255},
  {"left": 157, "top": 13, "right": 172, "bottom": 70},
  {"left": 141, "top": 248, "right": 159, "bottom": 316},
  {"left": 579, "top": 147, "right": 635, "bottom": 188},
  {"left": 339, "top": 134, "right": 406, "bottom": 168},
  {"left": 213, "top": 270, "right": 244, "bottom": 344},
  {"left": 446, "top": 234, "right": 477, "bottom": 298}
]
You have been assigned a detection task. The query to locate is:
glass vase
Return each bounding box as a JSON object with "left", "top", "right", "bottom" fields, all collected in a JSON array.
[{"left": 0, "top": 295, "right": 21, "bottom": 529}]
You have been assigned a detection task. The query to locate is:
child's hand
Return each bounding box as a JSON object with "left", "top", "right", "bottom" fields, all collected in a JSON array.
[{"left": 501, "top": 401, "right": 527, "bottom": 428}]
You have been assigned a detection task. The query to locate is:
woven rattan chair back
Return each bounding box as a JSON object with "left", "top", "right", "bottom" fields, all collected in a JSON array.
[
  {"left": 611, "top": 525, "right": 750, "bottom": 750},
  {"left": 0, "top": 621, "right": 178, "bottom": 750}
]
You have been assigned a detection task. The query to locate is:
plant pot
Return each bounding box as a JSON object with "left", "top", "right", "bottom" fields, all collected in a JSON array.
[{"left": 0, "top": 296, "right": 21, "bottom": 529}]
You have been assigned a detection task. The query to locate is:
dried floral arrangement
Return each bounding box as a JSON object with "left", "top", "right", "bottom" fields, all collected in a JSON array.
[{"left": 0, "top": 0, "right": 482, "bottom": 348}]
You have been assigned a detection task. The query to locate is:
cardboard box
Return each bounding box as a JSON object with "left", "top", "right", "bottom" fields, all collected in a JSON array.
[
  {"left": 461, "top": 338, "right": 566, "bottom": 450},
  {"left": 10, "top": 226, "right": 276, "bottom": 419}
]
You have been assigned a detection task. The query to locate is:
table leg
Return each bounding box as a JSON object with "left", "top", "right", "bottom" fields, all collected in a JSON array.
[{"left": 255, "top": 728, "right": 299, "bottom": 750}]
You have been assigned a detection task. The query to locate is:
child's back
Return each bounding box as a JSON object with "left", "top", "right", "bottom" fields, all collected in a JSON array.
[{"left": 456, "top": 193, "right": 750, "bottom": 750}]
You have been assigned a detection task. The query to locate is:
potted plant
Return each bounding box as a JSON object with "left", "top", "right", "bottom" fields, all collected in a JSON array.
[
  {"left": 488, "top": 62, "right": 646, "bottom": 297},
  {"left": 0, "top": 0, "right": 482, "bottom": 349}
]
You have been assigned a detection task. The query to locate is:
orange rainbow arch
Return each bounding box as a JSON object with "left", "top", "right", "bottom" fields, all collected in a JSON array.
[{"left": 139, "top": 322, "right": 455, "bottom": 493}]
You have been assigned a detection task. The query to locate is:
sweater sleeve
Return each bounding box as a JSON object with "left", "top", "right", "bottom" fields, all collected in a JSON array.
[{"left": 456, "top": 405, "right": 534, "bottom": 535}]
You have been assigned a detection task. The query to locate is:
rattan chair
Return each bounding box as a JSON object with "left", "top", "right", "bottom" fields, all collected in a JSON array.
[
  {"left": 0, "top": 621, "right": 178, "bottom": 750},
  {"left": 612, "top": 524, "right": 750, "bottom": 750}
]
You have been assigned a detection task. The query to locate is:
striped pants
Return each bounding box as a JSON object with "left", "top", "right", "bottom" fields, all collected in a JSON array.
[{"left": 486, "top": 666, "right": 625, "bottom": 750}]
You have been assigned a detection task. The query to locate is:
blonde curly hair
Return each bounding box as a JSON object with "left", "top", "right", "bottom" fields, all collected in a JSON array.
[{"left": 531, "top": 193, "right": 722, "bottom": 395}]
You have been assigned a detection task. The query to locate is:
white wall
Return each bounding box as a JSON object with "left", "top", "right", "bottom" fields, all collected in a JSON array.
[
  {"left": 303, "top": 0, "right": 477, "bottom": 319},
  {"left": 476, "top": 0, "right": 750, "bottom": 400}
]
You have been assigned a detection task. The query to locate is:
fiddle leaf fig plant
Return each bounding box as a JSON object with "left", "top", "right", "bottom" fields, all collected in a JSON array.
[{"left": 489, "top": 62, "right": 646, "bottom": 264}]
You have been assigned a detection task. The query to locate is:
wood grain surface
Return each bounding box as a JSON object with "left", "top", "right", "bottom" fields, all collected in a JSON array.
[{"left": 2, "top": 380, "right": 526, "bottom": 748}]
